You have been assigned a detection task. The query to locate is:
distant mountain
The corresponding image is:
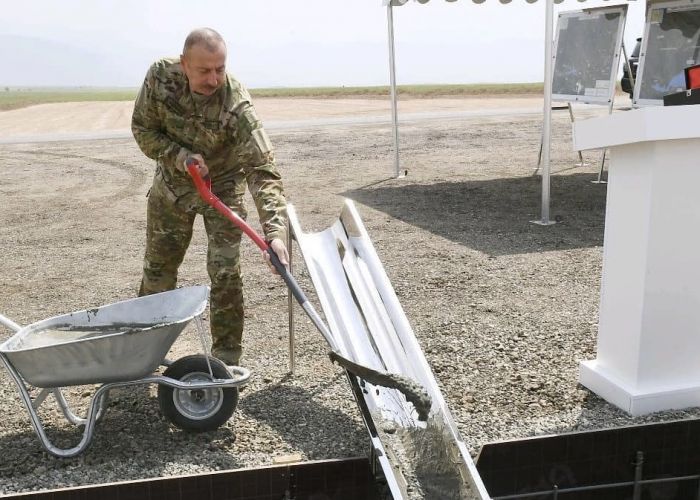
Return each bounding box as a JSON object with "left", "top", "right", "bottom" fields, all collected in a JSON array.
[
  {"left": 0, "top": 35, "right": 148, "bottom": 87},
  {"left": 0, "top": 34, "right": 545, "bottom": 89}
]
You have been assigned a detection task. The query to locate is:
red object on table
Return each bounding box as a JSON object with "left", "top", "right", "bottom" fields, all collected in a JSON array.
[{"left": 685, "top": 64, "right": 700, "bottom": 90}]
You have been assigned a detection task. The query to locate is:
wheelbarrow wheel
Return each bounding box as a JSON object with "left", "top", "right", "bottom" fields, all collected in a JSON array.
[{"left": 158, "top": 355, "right": 238, "bottom": 432}]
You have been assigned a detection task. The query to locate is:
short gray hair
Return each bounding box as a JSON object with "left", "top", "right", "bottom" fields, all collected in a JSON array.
[{"left": 183, "top": 28, "right": 225, "bottom": 55}]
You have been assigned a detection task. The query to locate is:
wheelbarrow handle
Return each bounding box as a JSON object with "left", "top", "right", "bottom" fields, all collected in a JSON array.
[
  {"left": 0, "top": 313, "right": 22, "bottom": 332},
  {"left": 185, "top": 160, "right": 306, "bottom": 306}
]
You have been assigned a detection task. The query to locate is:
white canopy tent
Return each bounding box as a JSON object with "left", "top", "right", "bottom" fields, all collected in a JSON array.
[{"left": 383, "top": 0, "right": 639, "bottom": 225}]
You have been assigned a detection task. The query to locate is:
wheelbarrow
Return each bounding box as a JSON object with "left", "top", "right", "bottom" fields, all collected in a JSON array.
[{"left": 0, "top": 286, "right": 250, "bottom": 457}]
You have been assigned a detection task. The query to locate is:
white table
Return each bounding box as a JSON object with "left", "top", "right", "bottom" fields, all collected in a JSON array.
[{"left": 573, "top": 105, "right": 700, "bottom": 415}]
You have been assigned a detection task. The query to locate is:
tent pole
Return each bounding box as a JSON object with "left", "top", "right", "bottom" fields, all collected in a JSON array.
[
  {"left": 593, "top": 39, "right": 629, "bottom": 185},
  {"left": 387, "top": 4, "right": 404, "bottom": 178},
  {"left": 533, "top": 0, "right": 555, "bottom": 226}
]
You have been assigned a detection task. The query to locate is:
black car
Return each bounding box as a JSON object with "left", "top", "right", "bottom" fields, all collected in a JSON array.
[{"left": 621, "top": 37, "right": 642, "bottom": 97}]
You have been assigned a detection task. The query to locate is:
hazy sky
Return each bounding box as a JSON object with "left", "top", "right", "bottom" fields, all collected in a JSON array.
[{"left": 1, "top": 0, "right": 645, "bottom": 88}]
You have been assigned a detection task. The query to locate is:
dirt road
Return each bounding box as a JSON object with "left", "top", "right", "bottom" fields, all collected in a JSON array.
[{"left": 0, "top": 96, "right": 544, "bottom": 139}]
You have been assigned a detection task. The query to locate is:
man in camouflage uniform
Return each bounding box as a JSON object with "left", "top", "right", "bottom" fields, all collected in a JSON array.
[{"left": 132, "top": 27, "right": 288, "bottom": 366}]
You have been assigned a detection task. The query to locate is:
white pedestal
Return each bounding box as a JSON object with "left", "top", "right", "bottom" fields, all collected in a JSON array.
[{"left": 573, "top": 105, "right": 700, "bottom": 416}]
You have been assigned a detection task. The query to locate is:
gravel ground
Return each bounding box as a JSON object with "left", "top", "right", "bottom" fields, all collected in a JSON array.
[{"left": 1, "top": 104, "right": 699, "bottom": 496}]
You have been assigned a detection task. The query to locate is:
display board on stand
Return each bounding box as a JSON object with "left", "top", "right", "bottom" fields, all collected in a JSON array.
[
  {"left": 552, "top": 4, "right": 628, "bottom": 104},
  {"left": 634, "top": 0, "right": 700, "bottom": 106},
  {"left": 537, "top": 4, "right": 628, "bottom": 183}
]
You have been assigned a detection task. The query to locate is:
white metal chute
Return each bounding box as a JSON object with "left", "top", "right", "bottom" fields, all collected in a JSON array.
[{"left": 287, "top": 200, "right": 491, "bottom": 500}]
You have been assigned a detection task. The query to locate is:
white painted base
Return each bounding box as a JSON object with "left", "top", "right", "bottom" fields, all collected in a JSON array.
[
  {"left": 580, "top": 360, "right": 700, "bottom": 416},
  {"left": 573, "top": 106, "right": 700, "bottom": 416}
]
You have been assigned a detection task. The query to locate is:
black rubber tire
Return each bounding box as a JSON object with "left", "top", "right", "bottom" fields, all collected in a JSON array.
[{"left": 157, "top": 354, "right": 238, "bottom": 432}]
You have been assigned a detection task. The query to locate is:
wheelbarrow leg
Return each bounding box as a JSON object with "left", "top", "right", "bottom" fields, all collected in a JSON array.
[{"left": 0, "top": 353, "right": 113, "bottom": 457}]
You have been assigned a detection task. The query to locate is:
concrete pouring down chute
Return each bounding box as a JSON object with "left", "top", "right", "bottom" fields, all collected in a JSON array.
[{"left": 287, "top": 200, "right": 490, "bottom": 500}]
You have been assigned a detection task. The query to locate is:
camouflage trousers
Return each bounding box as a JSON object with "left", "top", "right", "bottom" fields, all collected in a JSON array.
[{"left": 138, "top": 177, "right": 247, "bottom": 364}]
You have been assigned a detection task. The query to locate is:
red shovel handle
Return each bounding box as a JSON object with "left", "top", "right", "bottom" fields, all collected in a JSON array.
[
  {"left": 185, "top": 158, "right": 269, "bottom": 251},
  {"left": 186, "top": 158, "right": 306, "bottom": 305}
]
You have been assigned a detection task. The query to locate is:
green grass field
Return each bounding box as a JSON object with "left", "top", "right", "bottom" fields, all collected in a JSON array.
[
  {"left": 0, "top": 83, "right": 545, "bottom": 111},
  {"left": 0, "top": 89, "right": 138, "bottom": 111},
  {"left": 250, "top": 82, "right": 544, "bottom": 98}
]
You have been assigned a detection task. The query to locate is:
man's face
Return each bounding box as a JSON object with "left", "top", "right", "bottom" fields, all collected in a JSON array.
[{"left": 181, "top": 42, "right": 226, "bottom": 96}]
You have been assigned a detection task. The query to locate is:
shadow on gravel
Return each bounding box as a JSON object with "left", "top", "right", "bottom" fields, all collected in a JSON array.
[
  {"left": 343, "top": 172, "right": 607, "bottom": 256},
  {"left": 240, "top": 383, "right": 365, "bottom": 459},
  {"left": 0, "top": 385, "right": 244, "bottom": 478}
]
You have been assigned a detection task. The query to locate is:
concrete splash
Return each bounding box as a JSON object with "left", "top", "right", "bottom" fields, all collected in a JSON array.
[{"left": 377, "top": 413, "right": 478, "bottom": 499}]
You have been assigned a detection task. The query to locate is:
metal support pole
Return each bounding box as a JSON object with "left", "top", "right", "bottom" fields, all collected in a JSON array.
[
  {"left": 622, "top": 41, "right": 636, "bottom": 98},
  {"left": 592, "top": 40, "right": 628, "bottom": 185},
  {"left": 369, "top": 443, "right": 378, "bottom": 476},
  {"left": 568, "top": 103, "right": 586, "bottom": 167},
  {"left": 531, "top": 0, "right": 556, "bottom": 226},
  {"left": 533, "top": 103, "right": 585, "bottom": 175},
  {"left": 287, "top": 223, "right": 295, "bottom": 375},
  {"left": 387, "top": 4, "right": 404, "bottom": 179},
  {"left": 592, "top": 98, "right": 615, "bottom": 184},
  {"left": 533, "top": 118, "right": 548, "bottom": 175},
  {"left": 632, "top": 451, "right": 644, "bottom": 500}
]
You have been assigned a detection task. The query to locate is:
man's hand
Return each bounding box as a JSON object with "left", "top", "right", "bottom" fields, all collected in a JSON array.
[
  {"left": 264, "top": 238, "right": 289, "bottom": 275},
  {"left": 185, "top": 153, "right": 209, "bottom": 178}
]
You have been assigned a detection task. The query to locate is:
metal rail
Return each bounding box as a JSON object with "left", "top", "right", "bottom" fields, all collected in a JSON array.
[{"left": 492, "top": 450, "right": 700, "bottom": 500}]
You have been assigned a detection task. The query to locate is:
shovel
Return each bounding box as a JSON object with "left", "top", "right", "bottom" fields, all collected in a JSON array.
[{"left": 185, "top": 159, "right": 431, "bottom": 420}]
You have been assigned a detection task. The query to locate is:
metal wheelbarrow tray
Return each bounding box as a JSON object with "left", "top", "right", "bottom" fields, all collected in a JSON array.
[{"left": 0, "top": 286, "right": 250, "bottom": 457}]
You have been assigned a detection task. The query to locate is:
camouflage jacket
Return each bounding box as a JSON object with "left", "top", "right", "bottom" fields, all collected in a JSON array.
[{"left": 132, "top": 57, "right": 287, "bottom": 242}]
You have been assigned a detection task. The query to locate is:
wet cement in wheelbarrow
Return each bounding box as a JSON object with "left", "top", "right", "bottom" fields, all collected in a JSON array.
[{"left": 15, "top": 323, "right": 160, "bottom": 350}]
